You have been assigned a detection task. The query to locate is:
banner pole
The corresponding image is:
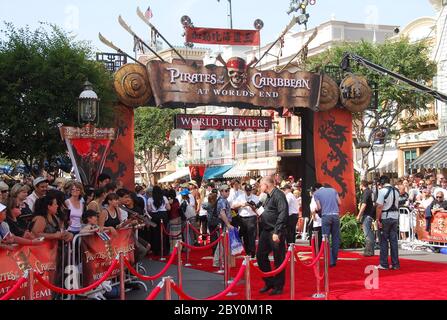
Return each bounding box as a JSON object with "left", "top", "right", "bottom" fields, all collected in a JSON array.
[
  {"left": 119, "top": 253, "right": 125, "bottom": 301},
  {"left": 244, "top": 256, "right": 251, "bottom": 300},
  {"left": 290, "top": 244, "right": 295, "bottom": 300},
  {"left": 160, "top": 219, "right": 166, "bottom": 261},
  {"left": 176, "top": 241, "right": 183, "bottom": 300},
  {"left": 27, "top": 269, "right": 34, "bottom": 301},
  {"left": 185, "top": 221, "right": 192, "bottom": 267}
]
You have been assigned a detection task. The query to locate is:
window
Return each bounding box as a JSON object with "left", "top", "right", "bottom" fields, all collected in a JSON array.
[
  {"left": 285, "top": 117, "right": 292, "bottom": 134},
  {"left": 404, "top": 149, "right": 417, "bottom": 175}
]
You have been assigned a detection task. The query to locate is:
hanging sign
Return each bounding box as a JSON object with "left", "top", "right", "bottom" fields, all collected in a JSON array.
[
  {"left": 185, "top": 27, "right": 260, "bottom": 46},
  {"left": 147, "top": 57, "right": 322, "bottom": 110},
  {"left": 174, "top": 114, "right": 272, "bottom": 131}
]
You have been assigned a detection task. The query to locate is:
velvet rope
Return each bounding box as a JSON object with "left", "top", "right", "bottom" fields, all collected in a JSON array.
[
  {"left": 34, "top": 259, "right": 119, "bottom": 295},
  {"left": 295, "top": 241, "right": 325, "bottom": 268},
  {"left": 0, "top": 276, "right": 27, "bottom": 300},
  {"left": 180, "top": 233, "right": 223, "bottom": 251},
  {"left": 250, "top": 251, "right": 292, "bottom": 277},
  {"left": 188, "top": 223, "right": 221, "bottom": 237},
  {"left": 161, "top": 222, "right": 186, "bottom": 238},
  {"left": 145, "top": 284, "right": 163, "bottom": 300},
  {"left": 171, "top": 262, "right": 247, "bottom": 300},
  {"left": 124, "top": 247, "right": 178, "bottom": 281}
]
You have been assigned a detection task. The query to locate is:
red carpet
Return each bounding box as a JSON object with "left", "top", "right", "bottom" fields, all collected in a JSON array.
[{"left": 154, "top": 245, "right": 447, "bottom": 300}]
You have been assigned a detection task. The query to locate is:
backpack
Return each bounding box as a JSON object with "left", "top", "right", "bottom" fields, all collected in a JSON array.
[{"left": 383, "top": 186, "right": 399, "bottom": 212}]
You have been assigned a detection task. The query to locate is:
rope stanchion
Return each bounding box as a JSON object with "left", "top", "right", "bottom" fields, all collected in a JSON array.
[
  {"left": 244, "top": 256, "right": 251, "bottom": 300},
  {"left": 119, "top": 253, "right": 125, "bottom": 300},
  {"left": 176, "top": 241, "right": 183, "bottom": 299},
  {"left": 124, "top": 246, "right": 178, "bottom": 281},
  {"left": 171, "top": 261, "right": 246, "bottom": 300},
  {"left": 164, "top": 276, "right": 172, "bottom": 300},
  {"left": 161, "top": 222, "right": 185, "bottom": 238},
  {"left": 28, "top": 267, "right": 34, "bottom": 300},
  {"left": 290, "top": 244, "right": 295, "bottom": 300},
  {"left": 185, "top": 222, "right": 192, "bottom": 267},
  {"left": 160, "top": 219, "right": 166, "bottom": 261},
  {"left": 310, "top": 231, "right": 325, "bottom": 299},
  {"left": 249, "top": 251, "right": 292, "bottom": 278},
  {"left": 0, "top": 274, "right": 28, "bottom": 301},
  {"left": 145, "top": 280, "right": 164, "bottom": 300},
  {"left": 323, "top": 234, "right": 330, "bottom": 300},
  {"left": 189, "top": 223, "right": 221, "bottom": 238},
  {"left": 180, "top": 233, "right": 223, "bottom": 251},
  {"left": 34, "top": 258, "right": 119, "bottom": 295}
]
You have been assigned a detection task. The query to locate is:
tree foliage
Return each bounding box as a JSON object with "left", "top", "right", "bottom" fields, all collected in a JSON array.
[
  {"left": 307, "top": 38, "right": 437, "bottom": 178},
  {"left": 134, "top": 107, "right": 180, "bottom": 184},
  {"left": 0, "top": 22, "right": 115, "bottom": 175}
]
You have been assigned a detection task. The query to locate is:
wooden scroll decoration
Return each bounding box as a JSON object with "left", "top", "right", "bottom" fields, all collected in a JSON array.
[
  {"left": 114, "top": 64, "right": 152, "bottom": 108},
  {"left": 318, "top": 75, "right": 339, "bottom": 112},
  {"left": 340, "top": 74, "right": 372, "bottom": 113}
]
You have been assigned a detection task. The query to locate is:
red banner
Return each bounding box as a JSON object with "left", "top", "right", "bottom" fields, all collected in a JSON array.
[
  {"left": 103, "top": 104, "right": 135, "bottom": 189},
  {"left": 81, "top": 228, "right": 135, "bottom": 286},
  {"left": 0, "top": 241, "right": 58, "bottom": 300},
  {"left": 189, "top": 164, "right": 206, "bottom": 186},
  {"left": 175, "top": 114, "right": 272, "bottom": 131},
  {"left": 416, "top": 210, "right": 447, "bottom": 243},
  {"left": 186, "top": 27, "right": 260, "bottom": 46},
  {"left": 314, "top": 108, "right": 356, "bottom": 215}
]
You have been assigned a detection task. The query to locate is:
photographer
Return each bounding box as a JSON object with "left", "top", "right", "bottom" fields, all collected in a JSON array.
[
  {"left": 232, "top": 185, "right": 259, "bottom": 259},
  {"left": 356, "top": 180, "right": 375, "bottom": 257}
]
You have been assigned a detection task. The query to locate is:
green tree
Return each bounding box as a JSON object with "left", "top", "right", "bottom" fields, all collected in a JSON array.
[
  {"left": 134, "top": 107, "right": 180, "bottom": 185},
  {"left": 307, "top": 38, "right": 437, "bottom": 179},
  {"left": 0, "top": 23, "right": 115, "bottom": 175}
]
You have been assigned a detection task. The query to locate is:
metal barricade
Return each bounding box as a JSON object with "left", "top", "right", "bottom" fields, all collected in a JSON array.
[{"left": 68, "top": 226, "right": 147, "bottom": 300}]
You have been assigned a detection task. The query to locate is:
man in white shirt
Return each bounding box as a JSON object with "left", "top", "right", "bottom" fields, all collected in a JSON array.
[
  {"left": 25, "top": 177, "right": 49, "bottom": 213},
  {"left": 232, "top": 184, "right": 259, "bottom": 259},
  {"left": 376, "top": 175, "right": 400, "bottom": 271},
  {"left": 282, "top": 184, "right": 299, "bottom": 244}
]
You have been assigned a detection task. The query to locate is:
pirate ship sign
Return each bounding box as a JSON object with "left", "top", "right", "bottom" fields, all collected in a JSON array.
[{"left": 146, "top": 55, "right": 324, "bottom": 110}]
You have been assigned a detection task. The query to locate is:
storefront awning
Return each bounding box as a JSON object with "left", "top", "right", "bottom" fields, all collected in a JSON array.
[
  {"left": 410, "top": 137, "right": 447, "bottom": 169},
  {"left": 223, "top": 157, "right": 279, "bottom": 178},
  {"left": 158, "top": 167, "right": 190, "bottom": 183},
  {"left": 203, "top": 165, "right": 233, "bottom": 180},
  {"left": 202, "top": 131, "right": 229, "bottom": 140},
  {"left": 223, "top": 166, "right": 249, "bottom": 178}
]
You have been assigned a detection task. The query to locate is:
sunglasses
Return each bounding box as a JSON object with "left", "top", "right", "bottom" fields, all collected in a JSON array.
[
  {"left": 1, "top": 190, "right": 8, "bottom": 194},
  {"left": 436, "top": 196, "right": 444, "bottom": 199}
]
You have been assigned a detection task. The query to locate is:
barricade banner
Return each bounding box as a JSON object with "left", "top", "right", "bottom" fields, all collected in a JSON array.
[
  {"left": 416, "top": 210, "right": 447, "bottom": 243},
  {"left": 0, "top": 240, "right": 58, "bottom": 300},
  {"left": 81, "top": 229, "right": 135, "bottom": 285}
]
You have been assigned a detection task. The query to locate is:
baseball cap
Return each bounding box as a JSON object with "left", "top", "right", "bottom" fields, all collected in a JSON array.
[
  {"left": 33, "top": 177, "right": 49, "bottom": 187},
  {"left": 219, "top": 184, "right": 230, "bottom": 191},
  {"left": 180, "top": 189, "right": 190, "bottom": 196},
  {"left": 0, "top": 181, "right": 9, "bottom": 191},
  {"left": 189, "top": 180, "right": 198, "bottom": 188},
  {"left": 0, "top": 203, "right": 6, "bottom": 213}
]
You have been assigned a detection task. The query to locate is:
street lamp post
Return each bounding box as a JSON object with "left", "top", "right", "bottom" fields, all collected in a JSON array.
[
  {"left": 217, "top": 0, "right": 233, "bottom": 29},
  {"left": 78, "top": 80, "right": 100, "bottom": 126}
]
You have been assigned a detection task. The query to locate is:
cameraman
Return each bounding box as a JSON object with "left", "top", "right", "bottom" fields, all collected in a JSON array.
[{"left": 232, "top": 185, "right": 259, "bottom": 259}]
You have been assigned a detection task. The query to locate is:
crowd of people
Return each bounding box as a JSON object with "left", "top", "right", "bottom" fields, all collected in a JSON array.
[{"left": 1, "top": 170, "right": 447, "bottom": 296}]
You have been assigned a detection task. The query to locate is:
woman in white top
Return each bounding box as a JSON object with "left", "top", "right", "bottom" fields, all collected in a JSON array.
[
  {"left": 146, "top": 186, "right": 171, "bottom": 256},
  {"left": 65, "top": 181, "right": 85, "bottom": 235}
]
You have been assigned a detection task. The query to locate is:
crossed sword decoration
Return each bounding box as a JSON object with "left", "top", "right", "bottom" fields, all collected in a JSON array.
[{"left": 99, "top": 7, "right": 187, "bottom": 66}]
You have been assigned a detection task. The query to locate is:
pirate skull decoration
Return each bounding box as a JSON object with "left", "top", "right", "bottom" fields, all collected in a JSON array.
[{"left": 226, "top": 57, "right": 247, "bottom": 89}]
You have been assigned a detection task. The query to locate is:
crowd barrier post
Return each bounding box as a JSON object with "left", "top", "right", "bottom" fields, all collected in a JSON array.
[
  {"left": 224, "top": 230, "right": 229, "bottom": 288},
  {"left": 27, "top": 268, "right": 34, "bottom": 300},
  {"left": 215, "top": 225, "right": 224, "bottom": 274},
  {"left": 160, "top": 219, "right": 166, "bottom": 261},
  {"left": 311, "top": 231, "right": 325, "bottom": 299},
  {"left": 163, "top": 276, "right": 172, "bottom": 301},
  {"left": 289, "top": 243, "right": 295, "bottom": 300},
  {"left": 185, "top": 222, "right": 192, "bottom": 267},
  {"left": 176, "top": 240, "right": 183, "bottom": 298},
  {"left": 119, "top": 253, "right": 126, "bottom": 301},
  {"left": 244, "top": 256, "right": 251, "bottom": 300},
  {"left": 323, "top": 234, "right": 330, "bottom": 300}
]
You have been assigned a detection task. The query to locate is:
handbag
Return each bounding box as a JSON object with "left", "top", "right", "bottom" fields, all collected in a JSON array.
[{"left": 229, "top": 228, "right": 243, "bottom": 256}]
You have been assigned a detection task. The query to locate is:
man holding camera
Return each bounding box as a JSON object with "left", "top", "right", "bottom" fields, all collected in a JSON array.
[
  {"left": 375, "top": 175, "right": 400, "bottom": 270},
  {"left": 232, "top": 184, "right": 259, "bottom": 259}
]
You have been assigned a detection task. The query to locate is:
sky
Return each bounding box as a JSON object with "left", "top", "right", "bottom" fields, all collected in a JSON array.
[{"left": 0, "top": 0, "right": 438, "bottom": 55}]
